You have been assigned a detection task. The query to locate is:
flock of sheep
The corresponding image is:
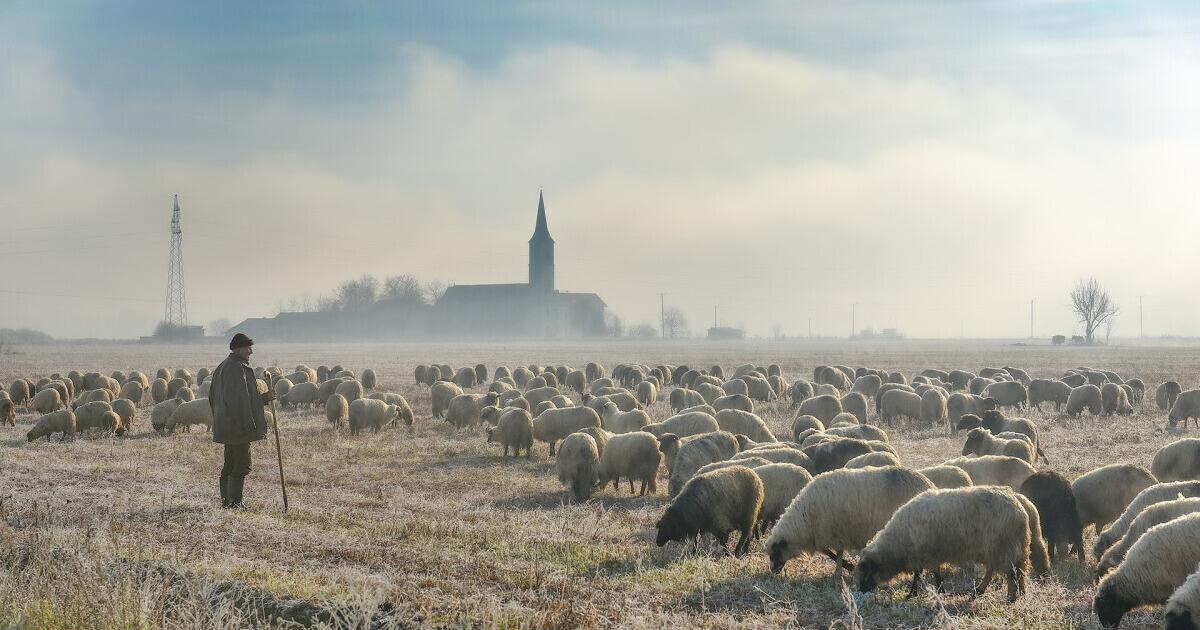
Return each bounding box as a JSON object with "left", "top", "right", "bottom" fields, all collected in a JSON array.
[{"left": 5, "top": 359, "right": 1200, "bottom": 627}]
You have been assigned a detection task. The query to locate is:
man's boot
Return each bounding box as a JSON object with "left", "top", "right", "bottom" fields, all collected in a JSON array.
[
  {"left": 220, "top": 475, "right": 230, "bottom": 508},
  {"left": 227, "top": 476, "right": 245, "bottom": 509}
]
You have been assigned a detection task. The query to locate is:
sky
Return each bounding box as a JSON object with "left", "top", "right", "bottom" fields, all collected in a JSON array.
[{"left": 1, "top": 1, "right": 1198, "bottom": 339}]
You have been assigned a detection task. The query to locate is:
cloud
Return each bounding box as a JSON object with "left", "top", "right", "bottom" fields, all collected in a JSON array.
[{"left": 1, "top": 32, "right": 1197, "bottom": 339}]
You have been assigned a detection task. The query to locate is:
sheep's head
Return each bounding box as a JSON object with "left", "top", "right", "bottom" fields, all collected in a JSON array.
[
  {"left": 765, "top": 537, "right": 796, "bottom": 574},
  {"left": 1164, "top": 608, "right": 1197, "bottom": 630},
  {"left": 955, "top": 414, "right": 982, "bottom": 432},
  {"left": 854, "top": 556, "right": 889, "bottom": 592},
  {"left": 657, "top": 433, "right": 679, "bottom": 455},
  {"left": 1093, "top": 590, "right": 1132, "bottom": 628},
  {"left": 962, "top": 428, "right": 985, "bottom": 456},
  {"left": 982, "top": 397, "right": 1000, "bottom": 411},
  {"left": 485, "top": 427, "right": 495, "bottom": 444},
  {"left": 654, "top": 507, "right": 693, "bottom": 547},
  {"left": 980, "top": 410, "right": 1006, "bottom": 432}
]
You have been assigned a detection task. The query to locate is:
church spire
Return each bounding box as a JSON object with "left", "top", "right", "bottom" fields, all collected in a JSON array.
[{"left": 530, "top": 189, "right": 553, "bottom": 244}]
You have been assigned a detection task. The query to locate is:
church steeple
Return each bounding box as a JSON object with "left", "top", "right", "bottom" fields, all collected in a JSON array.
[{"left": 528, "top": 190, "right": 555, "bottom": 292}]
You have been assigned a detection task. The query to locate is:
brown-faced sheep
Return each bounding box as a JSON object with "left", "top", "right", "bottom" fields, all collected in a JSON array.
[
  {"left": 27, "top": 410, "right": 76, "bottom": 441},
  {"left": 1153, "top": 439, "right": 1200, "bottom": 482},
  {"left": 1020, "top": 470, "right": 1084, "bottom": 562},
  {"left": 642, "top": 411, "right": 719, "bottom": 439},
  {"left": 487, "top": 408, "right": 534, "bottom": 458},
  {"left": 714, "top": 409, "right": 776, "bottom": 443},
  {"left": 533, "top": 407, "right": 602, "bottom": 456},
  {"left": 664, "top": 430, "right": 741, "bottom": 497},
  {"left": 942, "top": 455, "right": 1036, "bottom": 491},
  {"left": 1096, "top": 497, "right": 1200, "bottom": 581},
  {"left": 557, "top": 432, "right": 599, "bottom": 501},
  {"left": 655, "top": 466, "right": 763, "bottom": 557},
  {"left": 855, "top": 486, "right": 1035, "bottom": 602},
  {"left": 917, "top": 465, "right": 974, "bottom": 489},
  {"left": 1170, "top": 391, "right": 1200, "bottom": 429},
  {"left": 1165, "top": 565, "right": 1200, "bottom": 630},
  {"left": 1094, "top": 512, "right": 1200, "bottom": 628},
  {"left": 1159, "top": 381, "right": 1184, "bottom": 411},
  {"left": 1072, "top": 464, "right": 1158, "bottom": 535},
  {"left": 597, "top": 431, "right": 661, "bottom": 495},
  {"left": 962, "top": 427, "right": 1036, "bottom": 465},
  {"left": 946, "top": 393, "right": 999, "bottom": 425},
  {"left": 1095, "top": 482, "right": 1200, "bottom": 560},
  {"left": 765, "top": 466, "right": 934, "bottom": 576}
]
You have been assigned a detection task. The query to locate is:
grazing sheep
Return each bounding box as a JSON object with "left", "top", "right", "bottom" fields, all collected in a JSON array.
[
  {"left": 1072, "top": 464, "right": 1158, "bottom": 535},
  {"left": 698, "top": 457, "right": 772, "bottom": 475},
  {"left": 1102, "top": 382, "right": 1134, "bottom": 416},
  {"left": 360, "top": 368, "right": 377, "bottom": 391},
  {"left": 815, "top": 366, "right": 853, "bottom": 392},
  {"left": 0, "top": 398, "right": 13, "bottom": 426},
  {"left": 279, "top": 382, "right": 318, "bottom": 409},
  {"left": 1020, "top": 470, "right": 1084, "bottom": 562},
  {"left": 1153, "top": 439, "right": 1200, "bottom": 482},
  {"left": 852, "top": 375, "right": 883, "bottom": 399},
  {"left": 486, "top": 408, "right": 534, "bottom": 458},
  {"left": 27, "top": 410, "right": 76, "bottom": 441},
  {"left": 1165, "top": 565, "right": 1200, "bottom": 630},
  {"left": 430, "top": 381, "right": 464, "bottom": 418},
  {"left": 445, "top": 392, "right": 500, "bottom": 429},
  {"left": 765, "top": 466, "right": 934, "bottom": 575},
  {"left": 713, "top": 394, "right": 754, "bottom": 414},
  {"left": 917, "top": 465, "right": 974, "bottom": 489},
  {"left": 825, "top": 423, "right": 889, "bottom": 443},
  {"left": 655, "top": 466, "right": 763, "bottom": 557},
  {"left": 1094, "top": 512, "right": 1200, "bottom": 628},
  {"left": 1028, "top": 379, "right": 1072, "bottom": 412},
  {"left": 962, "top": 427, "right": 1036, "bottom": 465},
  {"left": 722, "top": 379, "right": 749, "bottom": 397},
  {"left": 347, "top": 398, "right": 399, "bottom": 435},
  {"left": 1096, "top": 498, "right": 1200, "bottom": 580},
  {"left": 176, "top": 386, "right": 196, "bottom": 402},
  {"left": 1126, "top": 378, "right": 1146, "bottom": 405},
  {"left": 797, "top": 394, "right": 842, "bottom": 425},
  {"left": 9, "top": 380, "right": 31, "bottom": 407},
  {"left": 334, "top": 379, "right": 365, "bottom": 404},
  {"left": 29, "top": 388, "right": 63, "bottom": 414},
  {"left": 803, "top": 438, "right": 873, "bottom": 474},
  {"left": 452, "top": 367, "right": 477, "bottom": 389},
  {"left": 791, "top": 415, "right": 824, "bottom": 441},
  {"left": 874, "top": 383, "right": 915, "bottom": 410},
  {"left": 597, "top": 431, "right": 663, "bottom": 495},
  {"left": 75, "top": 400, "right": 122, "bottom": 435},
  {"left": 118, "top": 381, "right": 143, "bottom": 404},
  {"left": 714, "top": 409, "right": 776, "bottom": 443},
  {"left": 557, "top": 432, "right": 599, "bottom": 501},
  {"left": 149, "top": 378, "right": 168, "bottom": 404},
  {"left": 919, "top": 389, "right": 947, "bottom": 427},
  {"left": 1095, "top": 482, "right": 1200, "bottom": 560},
  {"left": 670, "top": 388, "right": 707, "bottom": 412},
  {"left": 1171, "top": 391, "right": 1200, "bottom": 429},
  {"left": 326, "top": 393, "right": 349, "bottom": 428},
  {"left": 841, "top": 392, "right": 869, "bottom": 424},
  {"left": 790, "top": 381, "right": 815, "bottom": 406},
  {"left": 642, "top": 411, "right": 719, "bottom": 439},
  {"left": 738, "top": 446, "right": 811, "bottom": 468},
  {"left": 695, "top": 382, "right": 725, "bottom": 406},
  {"left": 855, "top": 486, "right": 1035, "bottom": 602},
  {"left": 970, "top": 411, "right": 1046, "bottom": 462},
  {"left": 273, "top": 377, "right": 293, "bottom": 403},
  {"left": 1159, "top": 381, "right": 1184, "bottom": 411},
  {"left": 578, "top": 426, "right": 612, "bottom": 458},
  {"left": 752, "top": 463, "right": 812, "bottom": 532},
  {"left": 166, "top": 398, "right": 212, "bottom": 433},
  {"left": 880, "top": 389, "right": 923, "bottom": 424},
  {"left": 943, "top": 455, "right": 1036, "bottom": 490},
  {"left": 665, "top": 430, "right": 741, "bottom": 497},
  {"left": 946, "top": 393, "right": 998, "bottom": 425},
  {"left": 844, "top": 451, "right": 902, "bottom": 469},
  {"left": 533, "top": 407, "right": 602, "bottom": 456},
  {"left": 1065, "top": 384, "right": 1104, "bottom": 416},
  {"left": 597, "top": 402, "right": 650, "bottom": 434}
]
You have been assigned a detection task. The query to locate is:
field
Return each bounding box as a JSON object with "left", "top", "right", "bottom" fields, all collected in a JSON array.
[{"left": 0, "top": 339, "right": 1195, "bottom": 629}]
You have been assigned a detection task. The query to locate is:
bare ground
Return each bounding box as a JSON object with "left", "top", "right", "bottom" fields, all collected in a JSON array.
[{"left": 0, "top": 339, "right": 1194, "bottom": 629}]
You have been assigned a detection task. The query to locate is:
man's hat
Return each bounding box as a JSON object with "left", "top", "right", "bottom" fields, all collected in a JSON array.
[{"left": 229, "top": 333, "right": 254, "bottom": 350}]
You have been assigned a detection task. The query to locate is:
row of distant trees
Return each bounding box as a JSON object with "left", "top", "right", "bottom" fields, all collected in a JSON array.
[
  {"left": 605, "top": 306, "right": 689, "bottom": 338},
  {"left": 274, "top": 274, "right": 450, "bottom": 315}
]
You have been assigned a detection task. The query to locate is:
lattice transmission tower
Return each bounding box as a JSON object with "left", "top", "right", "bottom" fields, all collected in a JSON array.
[{"left": 164, "top": 194, "right": 188, "bottom": 326}]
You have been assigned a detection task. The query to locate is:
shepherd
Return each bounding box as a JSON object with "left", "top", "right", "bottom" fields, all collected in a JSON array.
[{"left": 209, "top": 333, "right": 275, "bottom": 509}]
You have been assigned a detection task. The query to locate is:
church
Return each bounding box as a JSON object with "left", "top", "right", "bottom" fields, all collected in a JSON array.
[
  {"left": 227, "top": 192, "right": 606, "bottom": 340},
  {"left": 433, "top": 192, "right": 607, "bottom": 337}
]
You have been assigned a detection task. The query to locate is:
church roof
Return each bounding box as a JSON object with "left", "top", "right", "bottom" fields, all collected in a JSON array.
[{"left": 529, "top": 190, "right": 554, "bottom": 244}]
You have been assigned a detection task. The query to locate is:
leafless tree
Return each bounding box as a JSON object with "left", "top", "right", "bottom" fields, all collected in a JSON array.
[
  {"left": 628, "top": 323, "right": 657, "bottom": 338},
  {"left": 335, "top": 275, "right": 379, "bottom": 311},
  {"left": 605, "top": 312, "right": 625, "bottom": 337},
  {"left": 663, "top": 306, "right": 689, "bottom": 339},
  {"left": 382, "top": 274, "right": 424, "bottom": 305},
  {"left": 423, "top": 280, "right": 449, "bottom": 304},
  {"left": 1070, "top": 277, "right": 1118, "bottom": 344},
  {"left": 207, "top": 318, "right": 231, "bottom": 336}
]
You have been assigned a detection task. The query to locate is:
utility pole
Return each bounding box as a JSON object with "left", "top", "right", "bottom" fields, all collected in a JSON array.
[
  {"left": 851, "top": 303, "right": 856, "bottom": 339},
  {"left": 1139, "top": 295, "right": 1144, "bottom": 338},
  {"left": 657, "top": 293, "right": 666, "bottom": 339},
  {"left": 714, "top": 304, "right": 718, "bottom": 328},
  {"left": 808, "top": 317, "right": 812, "bottom": 339}
]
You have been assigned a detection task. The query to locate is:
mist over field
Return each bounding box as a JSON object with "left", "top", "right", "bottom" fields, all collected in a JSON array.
[{"left": 2, "top": 2, "right": 1199, "bottom": 340}]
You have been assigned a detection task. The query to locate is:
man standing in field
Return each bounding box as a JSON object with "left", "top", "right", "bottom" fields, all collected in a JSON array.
[{"left": 209, "top": 333, "right": 274, "bottom": 508}]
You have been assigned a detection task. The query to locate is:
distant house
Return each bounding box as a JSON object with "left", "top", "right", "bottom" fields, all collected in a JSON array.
[
  {"left": 228, "top": 192, "right": 606, "bottom": 340},
  {"left": 707, "top": 326, "right": 744, "bottom": 340}
]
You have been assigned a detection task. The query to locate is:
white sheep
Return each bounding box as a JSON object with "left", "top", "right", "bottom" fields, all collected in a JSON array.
[
  {"left": 642, "top": 411, "right": 719, "bottom": 439},
  {"left": 557, "top": 432, "right": 600, "bottom": 501},
  {"left": 1096, "top": 497, "right": 1200, "bottom": 580},
  {"left": 797, "top": 394, "right": 842, "bottom": 424},
  {"left": 961, "top": 427, "right": 1036, "bottom": 465},
  {"left": 533, "top": 407, "right": 602, "bottom": 456},
  {"left": 166, "top": 398, "right": 212, "bottom": 433},
  {"left": 1171, "top": 390, "right": 1200, "bottom": 429},
  {"left": 1094, "top": 481, "right": 1200, "bottom": 560},
  {"left": 942, "top": 455, "right": 1035, "bottom": 491},
  {"left": 1066, "top": 384, "right": 1103, "bottom": 416},
  {"left": 1094, "top": 512, "right": 1200, "bottom": 628},
  {"left": 597, "top": 431, "right": 662, "bottom": 495},
  {"left": 1165, "top": 564, "right": 1200, "bottom": 630},
  {"left": 714, "top": 409, "right": 776, "bottom": 443},
  {"left": 916, "top": 465, "right": 974, "bottom": 489},
  {"left": 326, "top": 393, "right": 349, "bottom": 428},
  {"left": 26, "top": 410, "right": 76, "bottom": 441},
  {"left": 880, "top": 389, "right": 922, "bottom": 425},
  {"left": 752, "top": 462, "right": 812, "bottom": 532},
  {"left": 29, "top": 388, "right": 63, "bottom": 414},
  {"left": 348, "top": 398, "right": 399, "bottom": 435},
  {"left": 1072, "top": 464, "right": 1158, "bottom": 535},
  {"left": 844, "top": 451, "right": 901, "bottom": 469},
  {"left": 664, "top": 430, "right": 741, "bottom": 497},
  {"left": 1153, "top": 439, "right": 1200, "bottom": 482},
  {"left": 486, "top": 408, "right": 534, "bottom": 458}
]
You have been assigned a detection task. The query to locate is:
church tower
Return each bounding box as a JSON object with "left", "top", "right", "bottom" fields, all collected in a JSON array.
[{"left": 528, "top": 190, "right": 555, "bottom": 293}]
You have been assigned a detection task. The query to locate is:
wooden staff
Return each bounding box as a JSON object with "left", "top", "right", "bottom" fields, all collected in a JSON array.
[{"left": 265, "top": 372, "right": 289, "bottom": 512}]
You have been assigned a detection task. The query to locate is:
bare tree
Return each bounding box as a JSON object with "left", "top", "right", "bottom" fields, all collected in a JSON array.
[
  {"left": 663, "top": 306, "right": 689, "bottom": 339},
  {"left": 335, "top": 275, "right": 379, "bottom": 311},
  {"left": 1070, "top": 277, "right": 1118, "bottom": 344},
  {"left": 423, "top": 279, "right": 449, "bottom": 304},
  {"left": 382, "top": 274, "right": 424, "bottom": 305},
  {"left": 629, "top": 323, "right": 657, "bottom": 338},
  {"left": 207, "top": 318, "right": 231, "bottom": 336},
  {"left": 605, "top": 312, "right": 625, "bottom": 337}
]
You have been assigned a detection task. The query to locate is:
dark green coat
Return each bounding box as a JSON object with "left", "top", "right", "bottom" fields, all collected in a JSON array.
[{"left": 209, "top": 353, "right": 268, "bottom": 445}]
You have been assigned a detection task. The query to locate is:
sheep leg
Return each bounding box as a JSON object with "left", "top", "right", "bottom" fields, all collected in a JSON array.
[
  {"left": 906, "top": 570, "right": 923, "bottom": 598},
  {"left": 638, "top": 480, "right": 647, "bottom": 496},
  {"left": 734, "top": 525, "right": 753, "bottom": 557},
  {"left": 716, "top": 532, "right": 731, "bottom": 554},
  {"left": 974, "top": 570, "right": 995, "bottom": 597},
  {"left": 628, "top": 479, "right": 635, "bottom": 494},
  {"left": 548, "top": 442, "right": 556, "bottom": 457},
  {"left": 1006, "top": 565, "right": 1024, "bottom": 602}
]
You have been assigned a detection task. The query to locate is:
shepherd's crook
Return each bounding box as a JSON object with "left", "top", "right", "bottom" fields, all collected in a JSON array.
[{"left": 266, "top": 373, "right": 289, "bottom": 512}]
